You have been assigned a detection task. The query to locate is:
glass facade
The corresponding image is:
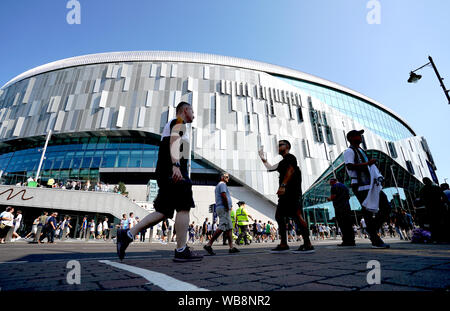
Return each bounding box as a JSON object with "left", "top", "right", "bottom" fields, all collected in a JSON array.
[
  {"left": 0, "top": 136, "right": 213, "bottom": 184},
  {"left": 276, "top": 76, "right": 413, "bottom": 141}
]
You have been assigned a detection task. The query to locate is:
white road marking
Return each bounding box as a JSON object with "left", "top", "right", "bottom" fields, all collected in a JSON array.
[
  {"left": 40, "top": 255, "right": 162, "bottom": 263},
  {"left": 99, "top": 260, "right": 208, "bottom": 291}
]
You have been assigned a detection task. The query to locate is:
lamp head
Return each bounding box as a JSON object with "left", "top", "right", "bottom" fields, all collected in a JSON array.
[{"left": 408, "top": 72, "right": 422, "bottom": 83}]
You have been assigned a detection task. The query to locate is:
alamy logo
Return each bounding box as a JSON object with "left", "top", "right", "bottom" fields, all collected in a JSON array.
[
  {"left": 366, "top": 260, "right": 381, "bottom": 284},
  {"left": 366, "top": 0, "right": 381, "bottom": 25},
  {"left": 66, "top": 0, "right": 81, "bottom": 25},
  {"left": 66, "top": 260, "right": 81, "bottom": 285}
]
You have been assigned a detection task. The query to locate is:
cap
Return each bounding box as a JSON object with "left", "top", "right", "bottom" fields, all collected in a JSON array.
[
  {"left": 346, "top": 130, "right": 364, "bottom": 141},
  {"left": 237, "top": 201, "right": 246, "bottom": 206}
]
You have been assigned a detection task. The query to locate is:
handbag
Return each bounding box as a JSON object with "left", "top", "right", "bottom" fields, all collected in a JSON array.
[{"left": 0, "top": 223, "right": 6, "bottom": 230}]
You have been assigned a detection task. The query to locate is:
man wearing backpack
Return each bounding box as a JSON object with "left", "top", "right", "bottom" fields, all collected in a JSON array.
[{"left": 344, "top": 130, "right": 389, "bottom": 249}]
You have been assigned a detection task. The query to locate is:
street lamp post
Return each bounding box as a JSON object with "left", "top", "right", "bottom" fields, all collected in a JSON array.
[
  {"left": 408, "top": 56, "right": 450, "bottom": 105},
  {"left": 390, "top": 164, "right": 412, "bottom": 215},
  {"left": 35, "top": 130, "right": 52, "bottom": 184}
]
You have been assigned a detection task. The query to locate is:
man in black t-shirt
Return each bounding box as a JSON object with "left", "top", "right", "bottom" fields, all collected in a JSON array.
[
  {"left": 116, "top": 102, "right": 203, "bottom": 263},
  {"left": 259, "top": 140, "right": 314, "bottom": 254}
]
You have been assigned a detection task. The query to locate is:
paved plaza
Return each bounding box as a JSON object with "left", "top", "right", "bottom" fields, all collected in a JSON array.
[{"left": 0, "top": 238, "right": 449, "bottom": 292}]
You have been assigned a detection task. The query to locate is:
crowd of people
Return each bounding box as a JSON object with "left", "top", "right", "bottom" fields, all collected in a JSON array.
[{"left": 14, "top": 177, "right": 120, "bottom": 193}]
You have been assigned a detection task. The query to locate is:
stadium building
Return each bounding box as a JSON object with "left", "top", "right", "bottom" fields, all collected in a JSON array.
[{"left": 0, "top": 51, "right": 438, "bottom": 233}]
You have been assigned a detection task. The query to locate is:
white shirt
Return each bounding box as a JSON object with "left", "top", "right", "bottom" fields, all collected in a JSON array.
[
  {"left": 360, "top": 218, "right": 367, "bottom": 228},
  {"left": 97, "top": 223, "right": 103, "bottom": 232},
  {"left": 90, "top": 222, "right": 96, "bottom": 231},
  {"left": 14, "top": 214, "right": 22, "bottom": 227},
  {"left": 103, "top": 221, "right": 108, "bottom": 230},
  {"left": 128, "top": 217, "right": 136, "bottom": 229},
  {"left": 362, "top": 165, "right": 384, "bottom": 213},
  {"left": 344, "top": 147, "right": 370, "bottom": 191},
  {"left": 1, "top": 211, "right": 14, "bottom": 227}
]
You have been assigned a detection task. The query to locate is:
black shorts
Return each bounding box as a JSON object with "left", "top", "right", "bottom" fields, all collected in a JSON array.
[
  {"left": 153, "top": 177, "right": 195, "bottom": 219},
  {"left": 277, "top": 194, "right": 303, "bottom": 218}
]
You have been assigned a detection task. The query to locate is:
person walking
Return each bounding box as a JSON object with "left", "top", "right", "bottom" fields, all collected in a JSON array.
[
  {"left": 0, "top": 207, "right": 15, "bottom": 244},
  {"left": 11, "top": 210, "right": 23, "bottom": 241},
  {"left": 360, "top": 218, "right": 368, "bottom": 239},
  {"left": 25, "top": 217, "right": 40, "bottom": 240},
  {"left": 200, "top": 218, "right": 208, "bottom": 244},
  {"left": 103, "top": 217, "right": 110, "bottom": 240},
  {"left": 97, "top": 220, "right": 103, "bottom": 239},
  {"left": 120, "top": 214, "right": 128, "bottom": 230},
  {"left": 419, "top": 177, "right": 448, "bottom": 242},
  {"left": 34, "top": 211, "right": 48, "bottom": 243},
  {"left": 79, "top": 216, "right": 88, "bottom": 240},
  {"left": 344, "top": 129, "right": 389, "bottom": 249},
  {"left": 235, "top": 201, "right": 253, "bottom": 245},
  {"left": 116, "top": 102, "right": 203, "bottom": 262},
  {"left": 203, "top": 172, "right": 239, "bottom": 255},
  {"left": 328, "top": 178, "right": 355, "bottom": 246},
  {"left": 40, "top": 212, "right": 58, "bottom": 244},
  {"left": 63, "top": 216, "right": 72, "bottom": 240},
  {"left": 259, "top": 140, "right": 314, "bottom": 253},
  {"left": 89, "top": 219, "right": 96, "bottom": 240}
]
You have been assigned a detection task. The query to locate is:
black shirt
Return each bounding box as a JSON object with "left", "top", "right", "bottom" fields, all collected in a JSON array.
[
  {"left": 272, "top": 153, "right": 302, "bottom": 195},
  {"left": 155, "top": 118, "right": 189, "bottom": 183},
  {"left": 330, "top": 182, "right": 351, "bottom": 210}
]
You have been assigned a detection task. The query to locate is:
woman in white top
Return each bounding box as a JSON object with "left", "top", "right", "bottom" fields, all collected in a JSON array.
[
  {"left": 97, "top": 222, "right": 103, "bottom": 238},
  {"left": 0, "top": 207, "right": 15, "bottom": 243},
  {"left": 25, "top": 217, "right": 40, "bottom": 239},
  {"left": 89, "top": 220, "right": 96, "bottom": 239},
  {"left": 12, "top": 210, "right": 23, "bottom": 240}
]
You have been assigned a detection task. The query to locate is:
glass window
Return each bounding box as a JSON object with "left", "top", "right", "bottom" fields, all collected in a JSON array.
[
  {"left": 97, "top": 136, "right": 107, "bottom": 150},
  {"left": 118, "top": 151, "right": 130, "bottom": 167},
  {"left": 101, "top": 151, "right": 117, "bottom": 168},
  {"left": 106, "top": 137, "right": 121, "bottom": 150},
  {"left": 142, "top": 150, "right": 156, "bottom": 167},
  {"left": 129, "top": 151, "right": 142, "bottom": 168},
  {"left": 86, "top": 137, "right": 98, "bottom": 150}
]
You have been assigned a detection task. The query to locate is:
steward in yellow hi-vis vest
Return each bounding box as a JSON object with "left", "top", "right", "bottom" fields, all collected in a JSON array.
[
  {"left": 230, "top": 209, "right": 236, "bottom": 229},
  {"left": 235, "top": 201, "right": 253, "bottom": 245}
]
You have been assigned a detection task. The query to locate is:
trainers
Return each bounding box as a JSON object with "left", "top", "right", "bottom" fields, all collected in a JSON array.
[
  {"left": 229, "top": 247, "right": 240, "bottom": 254},
  {"left": 173, "top": 246, "right": 203, "bottom": 262},
  {"left": 203, "top": 245, "right": 216, "bottom": 256},
  {"left": 371, "top": 243, "right": 390, "bottom": 249},
  {"left": 292, "top": 244, "right": 315, "bottom": 254},
  {"left": 270, "top": 244, "right": 290, "bottom": 253},
  {"left": 116, "top": 229, "right": 133, "bottom": 261}
]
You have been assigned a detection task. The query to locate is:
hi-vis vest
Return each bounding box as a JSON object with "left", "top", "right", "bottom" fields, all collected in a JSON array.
[
  {"left": 230, "top": 210, "right": 236, "bottom": 227},
  {"left": 236, "top": 207, "right": 249, "bottom": 226}
]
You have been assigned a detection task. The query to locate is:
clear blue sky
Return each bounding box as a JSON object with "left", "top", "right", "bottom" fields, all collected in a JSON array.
[{"left": 1, "top": 0, "right": 449, "bottom": 182}]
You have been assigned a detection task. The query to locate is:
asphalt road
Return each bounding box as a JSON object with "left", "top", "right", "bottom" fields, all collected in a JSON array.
[{"left": 0, "top": 238, "right": 449, "bottom": 292}]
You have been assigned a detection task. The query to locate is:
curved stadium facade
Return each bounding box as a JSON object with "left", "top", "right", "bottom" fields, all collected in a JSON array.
[{"left": 0, "top": 51, "right": 438, "bottom": 226}]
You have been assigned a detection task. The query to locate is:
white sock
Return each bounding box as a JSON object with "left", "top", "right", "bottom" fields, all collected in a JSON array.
[
  {"left": 176, "top": 246, "right": 186, "bottom": 252},
  {"left": 127, "top": 231, "right": 133, "bottom": 240}
]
